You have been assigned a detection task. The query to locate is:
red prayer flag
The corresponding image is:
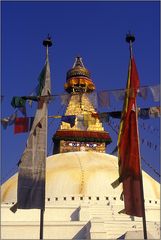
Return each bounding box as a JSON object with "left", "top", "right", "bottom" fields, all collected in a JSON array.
[
  {"left": 14, "top": 117, "right": 29, "bottom": 134},
  {"left": 116, "top": 57, "right": 144, "bottom": 217}
]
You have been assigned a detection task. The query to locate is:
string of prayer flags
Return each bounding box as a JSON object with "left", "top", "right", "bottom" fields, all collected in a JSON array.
[
  {"left": 138, "top": 106, "right": 160, "bottom": 119},
  {"left": 96, "top": 85, "right": 159, "bottom": 106},
  {"left": 14, "top": 117, "right": 29, "bottom": 134},
  {"left": 107, "top": 107, "right": 160, "bottom": 120},
  {"left": 10, "top": 84, "right": 160, "bottom": 111},
  {"left": 25, "top": 95, "right": 53, "bottom": 108},
  {"left": 2, "top": 106, "right": 160, "bottom": 132},
  {"left": 17, "top": 84, "right": 159, "bottom": 109}
]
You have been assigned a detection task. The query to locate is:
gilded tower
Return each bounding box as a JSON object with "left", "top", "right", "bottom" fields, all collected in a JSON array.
[{"left": 53, "top": 57, "right": 112, "bottom": 153}]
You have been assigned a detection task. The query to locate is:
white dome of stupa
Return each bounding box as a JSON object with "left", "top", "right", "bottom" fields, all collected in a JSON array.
[{"left": 2, "top": 152, "right": 159, "bottom": 204}]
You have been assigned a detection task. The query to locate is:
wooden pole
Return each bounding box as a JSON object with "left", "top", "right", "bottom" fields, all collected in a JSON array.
[
  {"left": 139, "top": 170, "right": 148, "bottom": 239},
  {"left": 135, "top": 99, "right": 148, "bottom": 239},
  {"left": 39, "top": 35, "right": 52, "bottom": 240}
]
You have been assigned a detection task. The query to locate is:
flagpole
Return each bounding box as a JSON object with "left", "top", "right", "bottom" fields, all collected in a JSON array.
[
  {"left": 39, "top": 35, "right": 53, "bottom": 240},
  {"left": 126, "top": 32, "right": 148, "bottom": 239},
  {"left": 40, "top": 209, "right": 44, "bottom": 239}
]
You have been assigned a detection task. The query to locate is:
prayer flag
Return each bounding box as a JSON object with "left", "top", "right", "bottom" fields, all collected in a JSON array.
[
  {"left": 149, "top": 85, "right": 160, "bottom": 102},
  {"left": 97, "top": 91, "right": 110, "bottom": 107},
  {"left": 112, "top": 89, "right": 125, "bottom": 101},
  {"left": 1, "top": 118, "right": 9, "bottom": 129},
  {"left": 138, "top": 87, "right": 148, "bottom": 100},
  {"left": 14, "top": 55, "right": 51, "bottom": 211},
  {"left": 149, "top": 106, "right": 160, "bottom": 118},
  {"left": 14, "top": 117, "right": 29, "bottom": 134},
  {"left": 109, "top": 111, "right": 121, "bottom": 119},
  {"left": 138, "top": 108, "right": 150, "bottom": 119},
  {"left": 62, "top": 115, "right": 76, "bottom": 127},
  {"left": 11, "top": 97, "right": 26, "bottom": 108},
  {"left": 1, "top": 112, "right": 17, "bottom": 129},
  {"left": 99, "top": 112, "right": 110, "bottom": 122},
  {"left": 85, "top": 92, "right": 98, "bottom": 109},
  {"left": 112, "top": 56, "right": 144, "bottom": 217}
]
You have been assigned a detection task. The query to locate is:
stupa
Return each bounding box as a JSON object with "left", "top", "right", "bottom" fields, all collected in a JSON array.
[{"left": 1, "top": 53, "right": 160, "bottom": 239}]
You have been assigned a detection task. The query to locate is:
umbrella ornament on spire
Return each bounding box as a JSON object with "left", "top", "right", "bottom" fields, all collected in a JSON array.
[{"left": 64, "top": 56, "right": 95, "bottom": 93}]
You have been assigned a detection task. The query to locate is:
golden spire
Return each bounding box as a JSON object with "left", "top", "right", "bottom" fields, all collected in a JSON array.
[{"left": 64, "top": 56, "right": 95, "bottom": 93}]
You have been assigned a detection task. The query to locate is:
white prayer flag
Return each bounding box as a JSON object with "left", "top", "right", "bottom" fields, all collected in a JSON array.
[{"left": 15, "top": 56, "right": 51, "bottom": 210}]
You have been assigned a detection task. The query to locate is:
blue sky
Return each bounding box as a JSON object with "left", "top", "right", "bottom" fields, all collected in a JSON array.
[{"left": 1, "top": 1, "right": 160, "bottom": 183}]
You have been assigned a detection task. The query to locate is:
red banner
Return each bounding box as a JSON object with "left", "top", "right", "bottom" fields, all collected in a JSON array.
[
  {"left": 14, "top": 117, "right": 29, "bottom": 134},
  {"left": 117, "top": 57, "right": 144, "bottom": 217}
]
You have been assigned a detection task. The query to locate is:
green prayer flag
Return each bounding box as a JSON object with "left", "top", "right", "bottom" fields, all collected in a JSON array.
[{"left": 11, "top": 97, "right": 26, "bottom": 108}]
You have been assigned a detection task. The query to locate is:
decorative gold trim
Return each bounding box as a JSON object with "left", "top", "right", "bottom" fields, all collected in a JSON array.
[{"left": 64, "top": 77, "right": 95, "bottom": 91}]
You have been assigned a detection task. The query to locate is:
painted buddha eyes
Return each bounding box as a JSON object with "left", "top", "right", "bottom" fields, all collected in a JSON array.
[
  {"left": 86, "top": 143, "right": 97, "bottom": 148},
  {"left": 69, "top": 142, "right": 80, "bottom": 147},
  {"left": 68, "top": 142, "right": 97, "bottom": 148}
]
